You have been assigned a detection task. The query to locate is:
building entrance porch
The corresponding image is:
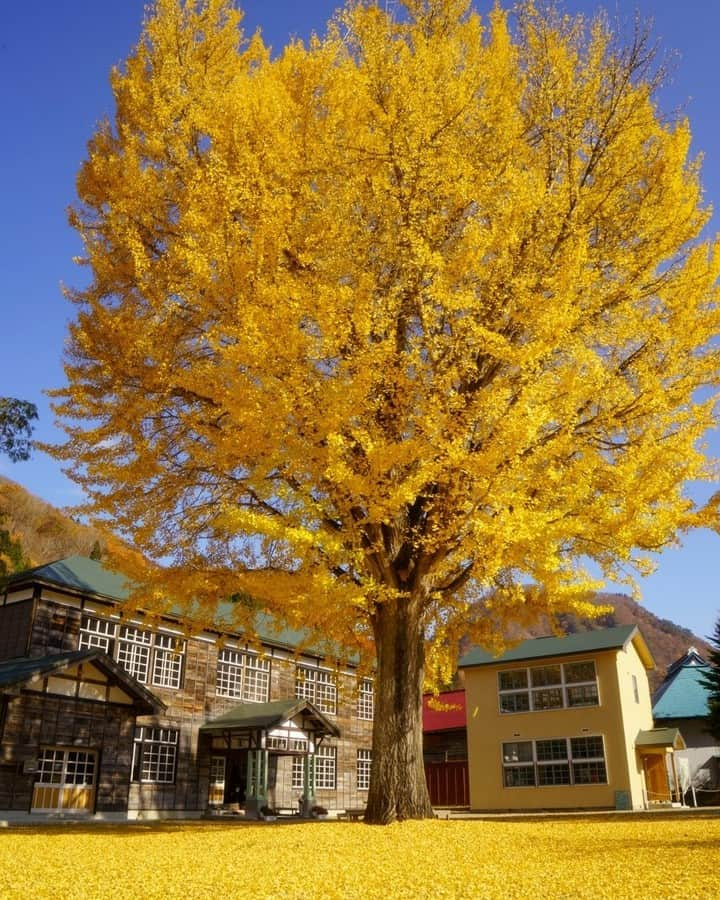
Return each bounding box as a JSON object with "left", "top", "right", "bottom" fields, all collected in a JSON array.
[{"left": 201, "top": 698, "right": 340, "bottom": 818}]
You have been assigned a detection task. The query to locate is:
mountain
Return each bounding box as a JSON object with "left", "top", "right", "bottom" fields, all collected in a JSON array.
[
  {"left": 0, "top": 476, "right": 709, "bottom": 688},
  {"left": 0, "top": 475, "right": 107, "bottom": 568},
  {"left": 469, "top": 594, "right": 712, "bottom": 693}
]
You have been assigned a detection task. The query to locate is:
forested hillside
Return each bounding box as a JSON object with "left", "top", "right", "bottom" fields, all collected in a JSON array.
[{"left": 0, "top": 476, "right": 107, "bottom": 571}]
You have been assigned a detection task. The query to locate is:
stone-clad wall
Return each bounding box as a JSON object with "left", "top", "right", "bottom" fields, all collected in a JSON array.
[
  {"left": 13, "top": 592, "right": 374, "bottom": 813},
  {"left": 0, "top": 692, "right": 135, "bottom": 812}
]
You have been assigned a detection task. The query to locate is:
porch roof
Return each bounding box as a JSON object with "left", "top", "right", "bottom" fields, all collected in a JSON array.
[
  {"left": 0, "top": 649, "right": 165, "bottom": 715},
  {"left": 199, "top": 698, "right": 341, "bottom": 738},
  {"left": 635, "top": 727, "right": 686, "bottom": 751}
]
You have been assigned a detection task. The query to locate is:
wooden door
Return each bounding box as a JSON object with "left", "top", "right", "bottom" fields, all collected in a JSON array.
[
  {"left": 32, "top": 748, "right": 97, "bottom": 813},
  {"left": 642, "top": 753, "right": 670, "bottom": 803}
]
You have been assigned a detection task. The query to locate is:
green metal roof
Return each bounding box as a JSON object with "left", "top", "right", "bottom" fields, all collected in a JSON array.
[
  {"left": 7, "top": 555, "right": 330, "bottom": 656},
  {"left": 636, "top": 727, "right": 685, "bottom": 750},
  {"left": 199, "top": 698, "right": 340, "bottom": 738},
  {"left": 653, "top": 649, "right": 711, "bottom": 720},
  {"left": 458, "top": 625, "right": 651, "bottom": 668},
  {"left": 9, "top": 555, "right": 132, "bottom": 600},
  {"left": 0, "top": 649, "right": 165, "bottom": 714}
]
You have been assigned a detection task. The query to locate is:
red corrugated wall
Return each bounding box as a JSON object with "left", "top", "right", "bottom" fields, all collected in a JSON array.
[{"left": 424, "top": 760, "right": 469, "bottom": 807}]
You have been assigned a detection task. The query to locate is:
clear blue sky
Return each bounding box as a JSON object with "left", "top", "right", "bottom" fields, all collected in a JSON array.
[{"left": 1, "top": 1, "right": 718, "bottom": 640}]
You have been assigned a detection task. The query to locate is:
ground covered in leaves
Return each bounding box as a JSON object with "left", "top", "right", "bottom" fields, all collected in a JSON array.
[{"left": 0, "top": 814, "right": 718, "bottom": 899}]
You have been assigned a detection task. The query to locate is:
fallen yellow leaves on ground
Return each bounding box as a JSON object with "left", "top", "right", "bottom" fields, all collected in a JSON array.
[{"left": 0, "top": 815, "right": 718, "bottom": 899}]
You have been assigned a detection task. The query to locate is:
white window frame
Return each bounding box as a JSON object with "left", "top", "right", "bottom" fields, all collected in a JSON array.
[
  {"left": 502, "top": 735, "right": 607, "bottom": 788},
  {"left": 131, "top": 727, "right": 178, "bottom": 783},
  {"left": 314, "top": 744, "right": 337, "bottom": 790},
  {"left": 498, "top": 659, "right": 599, "bottom": 714},
  {"left": 357, "top": 678, "right": 374, "bottom": 720},
  {"left": 216, "top": 648, "right": 270, "bottom": 702},
  {"left": 357, "top": 748, "right": 372, "bottom": 791},
  {"left": 295, "top": 666, "right": 337, "bottom": 715},
  {"left": 79, "top": 615, "right": 185, "bottom": 690}
]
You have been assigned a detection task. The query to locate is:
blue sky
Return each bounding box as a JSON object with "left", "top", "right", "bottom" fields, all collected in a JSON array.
[{"left": 1, "top": 1, "right": 718, "bottom": 640}]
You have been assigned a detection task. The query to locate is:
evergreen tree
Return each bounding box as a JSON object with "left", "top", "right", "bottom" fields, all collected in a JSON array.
[
  {"left": 89, "top": 540, "right": 103, "bottom": 561},
  {"left": 701, "top": 615, "right": 720, "bottom": 740}
]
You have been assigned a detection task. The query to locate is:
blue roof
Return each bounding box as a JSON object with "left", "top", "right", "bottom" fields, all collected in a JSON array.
[{"left": 653, "top": 649, "right": 712, "bottom": 720}]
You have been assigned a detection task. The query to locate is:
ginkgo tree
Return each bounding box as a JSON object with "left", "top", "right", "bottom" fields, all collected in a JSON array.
[{"left": 53, "top": 0, "right": 719, "bottom": 823}]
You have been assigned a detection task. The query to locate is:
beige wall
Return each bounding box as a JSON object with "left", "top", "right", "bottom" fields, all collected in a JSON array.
[
  {"left": 614, "top": 641, "right": 655, "bottom": 807},
  {"left": 464, "top": 641, "right": 653, "bottom": 811}
]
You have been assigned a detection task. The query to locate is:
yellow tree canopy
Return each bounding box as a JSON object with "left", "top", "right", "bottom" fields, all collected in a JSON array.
[{"left": 56, "top": 0, "right": 719, "bottom": 683}]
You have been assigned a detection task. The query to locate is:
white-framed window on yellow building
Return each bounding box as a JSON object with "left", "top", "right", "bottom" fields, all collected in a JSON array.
[
  {"left": 498, "top": 660, "right": 599, "bottom": 714},
  {"left": 502, "top": 736, "right": 607, "bottom": 788}
]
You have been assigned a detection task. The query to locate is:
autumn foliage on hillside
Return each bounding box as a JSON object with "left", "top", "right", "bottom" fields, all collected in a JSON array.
[{"left": 0, "top": 476, "right": 108, "bottom": 569}]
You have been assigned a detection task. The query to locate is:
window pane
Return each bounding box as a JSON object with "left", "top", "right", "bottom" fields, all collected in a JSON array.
[
  {"left": 357, "top": 749, "right": 372, "bottom": 790},
  {"left": 573, "top": 761, "right": 607, "bottom": 784},
  {"left": 570, "top": 736, "right": 604, "bottom": 759},
  {"left": 500, "top": 692, "right": 530, "bottom": 713},
  {"left": 566, "top": 684, "right": 599, "bottom": 707},
  {"left": 502, "top": 742, "right": 533, "bottom": 764},
  {"left": 564, "top": 661, "right": 596, "bottom": 684},
  {"left": 499, "top": 670, "right": 527, "bottom": 691},
  {"left": 152, "top": 634, "right": 184, "bottom": 689},
  {"left": 243, "top": 655, "right": 270, "bottom": 703},
  {"left": 216, "top": 648, "right": 243, "bottom": 698},
  {"left": 504, "top": 766, "right": 535, "bottom": 787},
  {"left": 536, "top": 739, "right": 568, "bottom": 762},
  {"left": 132, "top": 727, "right": 178, "bottom": 783},
  {"left": 315, "top": 745, "right": 336, "bottom": 790},
  {"left": 532, "top": 688, "right": 563, "bottom": 710},
  {"left": 358, "top": 679, "right": 374, "bottom": 720},
  {"left": 530, "top": 665, "right": 561, "bottom": 688},
  {"left": 537, "top": 763, "right": 571, "bottom": 785},
  {"left": 295, "top": 667, "right": 315, "bottom": 703}
]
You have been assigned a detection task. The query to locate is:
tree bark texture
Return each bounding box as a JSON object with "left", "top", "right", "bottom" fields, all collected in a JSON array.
[{"left": 364, "top": 594, "right": 435, "bottom": 824}]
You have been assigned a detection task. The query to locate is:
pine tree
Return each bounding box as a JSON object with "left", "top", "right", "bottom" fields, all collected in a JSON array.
[{"left": 701, "top": 616, "right": 720, "bottom": 740}]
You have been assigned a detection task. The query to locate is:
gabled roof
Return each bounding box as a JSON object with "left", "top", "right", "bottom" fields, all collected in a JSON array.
[
  {"left": 458, "top": 625, "right": 654, "bottom": 670},
  {"left": 6, "top": 555, "right": 317, "bottom": 656},
  {"left": 653, "top": 647, "right": 711, "bottom": 720},
  {"left": 199, "top": 698, "right": 340, "bottom": 738},
  {"left": 636, "top": 727, "right": 686, "bottom": 750},
  {"left": 0, "top": 649, "right": 165, "bottom": 715}
]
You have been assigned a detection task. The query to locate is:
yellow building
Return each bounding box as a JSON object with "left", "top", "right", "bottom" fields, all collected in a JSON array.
[{"left": 460, "top": 626, "right": 685, "bottom": 811}]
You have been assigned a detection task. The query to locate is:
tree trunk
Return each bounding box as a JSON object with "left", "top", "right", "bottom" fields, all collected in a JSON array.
[{"left": 364, "top": 593, "right": 435, "bottom": 824}]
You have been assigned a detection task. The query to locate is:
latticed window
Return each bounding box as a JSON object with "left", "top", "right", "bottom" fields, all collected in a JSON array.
[
  {"left": 357, "top": 678, "right": 374, "bottom": 720},
  {"left": 78, "top": 615, "right": 185, "bottom": 690},
  {"left": 295, "top": 666, "right": 337, "bottom": 715},
  {"left": 216, "top": 649, "right": 270, "bottom": 702},
  {"left": 291, "top": 756, "right": 304, "bottom": 790},
  {"left": 498, "top": 660, "right": 599, "bottom": 714},
  {"left": 78, "top": 615, "right": 116, "bottom": 654},
  {"left": 315, "top": 745, "right": 336, "bottom": 790},
  {"left": 357, "top": 749, "right": 372, "bottom": 790},
  {"left": 502, "top": 736, "right": 607, "bottom": 788},
  {"left": 116, "top": 626, "right": 153, "bottom": 683},
  {"left": 131, "top": 727, "right": 178, "bottom": 783},
  {"left": 152, "top": 633, "right": 185, "bottom": 689}
]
